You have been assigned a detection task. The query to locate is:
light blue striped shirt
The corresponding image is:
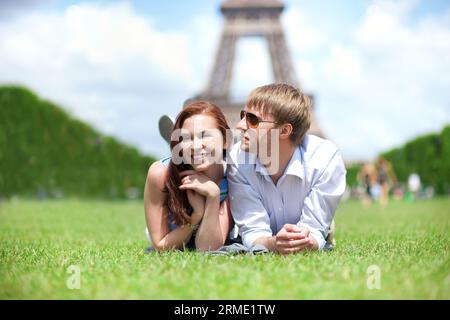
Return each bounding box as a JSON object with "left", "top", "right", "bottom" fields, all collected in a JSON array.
[{"left": 227, "top": 134, "right": 347, "bottom": 250}]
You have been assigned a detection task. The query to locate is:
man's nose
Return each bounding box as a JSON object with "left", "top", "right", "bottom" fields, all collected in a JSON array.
[{"left": 236, "top": 117, "right": 247, "bottom": 131}]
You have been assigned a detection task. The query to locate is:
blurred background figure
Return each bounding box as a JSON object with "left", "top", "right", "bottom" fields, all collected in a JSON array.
[
  {"left": 407, "top": 172, "right": 422, "bottom": 201},
  {"left": 357, "top": 163, "right": 378, "bottom": 208},
  {"left": 375, "top": 157, "right": 397, "bottom": 208}
]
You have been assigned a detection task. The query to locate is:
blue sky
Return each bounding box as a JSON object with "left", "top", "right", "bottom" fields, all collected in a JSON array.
[
  {"left": 49, "top": 0, "right": 450, "bottom": 33},
  {"left": 1, "top": 0, "right": 449, "bottom": 160}
]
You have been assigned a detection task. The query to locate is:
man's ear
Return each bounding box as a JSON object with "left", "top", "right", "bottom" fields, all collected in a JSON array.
[{"left": 279, "top": 123, "right": 293, "bottom": 140}]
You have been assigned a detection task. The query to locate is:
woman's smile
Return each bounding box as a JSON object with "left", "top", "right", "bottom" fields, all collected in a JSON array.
[{"left": 192, "top": 153, "right": 207, "bottom": 163}]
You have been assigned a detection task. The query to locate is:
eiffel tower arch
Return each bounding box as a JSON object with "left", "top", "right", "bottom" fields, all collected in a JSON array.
[{"left": 185, "top": 0, "right": 324, "bottom": 138}]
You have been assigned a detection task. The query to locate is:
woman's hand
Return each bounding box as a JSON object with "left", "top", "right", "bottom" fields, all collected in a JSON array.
[
  {"left": 179, "top": 170, "right": 220, "bottom": 198},
  {"left": 186, "top": 189, "right": 205, "bottom": 224}
]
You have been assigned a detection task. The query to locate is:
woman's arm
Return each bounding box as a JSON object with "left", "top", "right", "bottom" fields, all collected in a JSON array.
[
  {"left": 144, "top": 161, "right": 199, "bottom": 251},
  {"left": 178, "top": 170, "right": 232, "bottom": 251},
  {"left": 195, "top": 195, "right": 232, "bottom": 251}
]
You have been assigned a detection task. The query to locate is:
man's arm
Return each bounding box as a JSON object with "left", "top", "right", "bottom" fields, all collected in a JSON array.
[
  {"left": 297, "top": 150, "right": 347, "bottom": 250},
  {"left": 227, "top": 161, "right": 273, "bottom": 249},
  {"left": 252, "top": 224, "right": 316, "bottom": 254},
  {"left": 228, "top": 159, "right": 317, "bottom": 254}
]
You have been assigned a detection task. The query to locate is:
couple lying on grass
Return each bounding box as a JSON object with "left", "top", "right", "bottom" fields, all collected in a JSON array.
[{"left": 144, "top": 83, "right": 347, "bottom": 255}]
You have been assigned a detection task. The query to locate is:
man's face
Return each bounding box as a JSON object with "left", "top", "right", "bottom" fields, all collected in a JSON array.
[{"left": 236, "top": 107, "right": 278, "bottom": 156}]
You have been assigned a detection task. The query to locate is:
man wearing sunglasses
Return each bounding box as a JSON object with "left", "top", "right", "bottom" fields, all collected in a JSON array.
[{"left": 227, "top": 83, "right": 346, "bottom": 254}]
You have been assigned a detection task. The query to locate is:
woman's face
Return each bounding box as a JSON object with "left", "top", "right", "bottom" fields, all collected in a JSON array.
[{"left": 178, "top": 114, "right": 225, "bottom": 172}]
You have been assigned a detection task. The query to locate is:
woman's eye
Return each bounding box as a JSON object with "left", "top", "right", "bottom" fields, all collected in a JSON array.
[{"left": 179, "top": 135, "right": 193, "bottom": 144}]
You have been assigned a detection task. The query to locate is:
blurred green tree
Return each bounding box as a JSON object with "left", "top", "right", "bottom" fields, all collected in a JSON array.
[{"left": 0, "top": 86, "right": 156, "bottom": 199}]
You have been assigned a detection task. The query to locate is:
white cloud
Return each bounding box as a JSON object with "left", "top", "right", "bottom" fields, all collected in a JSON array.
[
  {"left": 1, "top": 0, "right": 449, "bottom": 162},
  {"left": 288, "top": 0, "right": 450, "bottom": 160},
  {"left": 186, "top": 14, "right": 222, "bottom": 92},
  {"left": 283, "top": 8, "right": 327, "bottom": 53},
  {"left": 0, "top": 1, "right": 197, "bottom": 159}
]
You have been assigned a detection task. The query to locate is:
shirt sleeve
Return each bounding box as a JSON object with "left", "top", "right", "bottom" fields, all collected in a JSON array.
[
  {"left": 296, "top": 150, "right": 347, "bottom": 250},
  {"left": 227, "top": 162, "right": 273, "bottom": 248}
]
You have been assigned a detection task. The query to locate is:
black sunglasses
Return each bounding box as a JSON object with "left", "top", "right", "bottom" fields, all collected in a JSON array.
[{"left": 240, "top": 110, "right": 276, "bottom": 128}]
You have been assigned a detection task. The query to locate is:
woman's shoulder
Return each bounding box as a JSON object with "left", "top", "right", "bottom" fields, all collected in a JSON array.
[{"left": 147, "top": 160, "right": 169, "bottom": 191}]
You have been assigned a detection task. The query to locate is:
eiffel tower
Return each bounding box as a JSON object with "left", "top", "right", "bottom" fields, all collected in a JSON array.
[{"left": 181, "top": 0, "right": 324, "bottom": 140}]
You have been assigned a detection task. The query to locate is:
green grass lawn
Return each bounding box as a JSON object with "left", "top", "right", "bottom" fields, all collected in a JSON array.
[{"left": 0, "top": 198, "right": 449, "bottom": 299}]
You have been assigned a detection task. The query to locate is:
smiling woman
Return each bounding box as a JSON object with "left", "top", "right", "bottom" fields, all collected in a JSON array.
[{"left": 144, "top": 101, "right": 234, "bottom": 252}]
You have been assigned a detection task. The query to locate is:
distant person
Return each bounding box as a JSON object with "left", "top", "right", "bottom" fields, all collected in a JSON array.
[
  {"left": 375, "top": 157, "right": 397, "bottom": 207},
  {"left": 392, "top": 184, "right": 405, "bottom": 200},
  {"left": 357, "top": 163, "right": 377, "bottom": 208},
  {"left": 408, "top": 172, "right": 421, "bottom": 200},
  {"left": 144, "top": 101, "right": 233, "bottom": 251}
]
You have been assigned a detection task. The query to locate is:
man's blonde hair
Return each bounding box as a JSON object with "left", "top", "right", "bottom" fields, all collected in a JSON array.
[{"left": 246, "top": 83, "right": 312, "bottom": 145}]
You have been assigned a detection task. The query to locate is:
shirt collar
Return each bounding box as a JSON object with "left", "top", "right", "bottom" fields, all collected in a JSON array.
[
  {"left": 255, "top": 158, "right": 268, "bottom": 176},
  {"left": 255, "top": 145, "right": 304, "bottom": 180},
  {"left": 284, "top": 145, "right": 304, "bottom": 180}
]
